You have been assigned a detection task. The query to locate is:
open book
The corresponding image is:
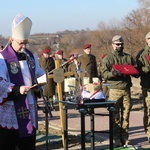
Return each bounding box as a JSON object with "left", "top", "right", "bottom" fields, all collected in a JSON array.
[{"left": 30, "top": 74, "right": 47, "bottom": 89}]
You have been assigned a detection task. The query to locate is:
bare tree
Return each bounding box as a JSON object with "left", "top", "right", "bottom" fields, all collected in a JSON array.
[
  {"left": 122, "top": 7, "right": 150, "bottom": 56},
  {"left": 138, "top": 0, "right": 150, "bottom": 9}
]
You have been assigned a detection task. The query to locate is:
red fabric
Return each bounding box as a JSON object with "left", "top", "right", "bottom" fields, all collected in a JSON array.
[
  {"left": 83, "top": 44, "right": 91, "bottom": 49},
  {"left": 112, "top": 64, "right": 139, "bottom": 75},
  {"left": 69, "top": 53, "right": 74, "bottom": 58},
  {"left": 146, "top": 55, "right": 150, "bottom": 62},
  {"left": 101, "top": 54, "right": 107, "bottom": 59},
  {"left": 56, "top": 50, "right": 63, "bottom": 55},
  {"left": 42, "top": 49, "right": 50, "bottom": 54}
]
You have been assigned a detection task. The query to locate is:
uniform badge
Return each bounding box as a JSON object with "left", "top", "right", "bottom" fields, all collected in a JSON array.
[
  {"left": 10, "top": 62, "right": 19, "bottom": 74},
  {"left": 28, "top": 57, "right": 35, "bottom": 69}
]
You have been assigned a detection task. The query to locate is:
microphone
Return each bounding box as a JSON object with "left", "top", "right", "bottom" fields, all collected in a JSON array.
[
  {"left": 21, "top": 49, "right": 35, "bottom": 69},
  {"left": 21, "top": 48, "right": 31, "bottom": 60},
  {"left": 21, "top": 48, "right": 28, "bottom": 55},
  {"left": 75, "top": 61, "right": 79, "bottom": 71},
  {"left": 75, "top": 61, "right": 86, "bottom": 72}
]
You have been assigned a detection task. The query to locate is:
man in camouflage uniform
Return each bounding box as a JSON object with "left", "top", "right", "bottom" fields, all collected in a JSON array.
[
  {"left": 136, "top": 32, "right": 150, "bottom": 142},
  {"left": 100, "top": 35, "right": 136, "bottom": 147}
]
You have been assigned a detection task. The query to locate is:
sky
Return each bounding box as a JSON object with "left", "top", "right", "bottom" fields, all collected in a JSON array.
[{"left": 0, "top": 0, "right": 139, "bottom": 37}]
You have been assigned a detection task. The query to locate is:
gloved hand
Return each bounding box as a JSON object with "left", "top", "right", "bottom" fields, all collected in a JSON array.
[
  {"left": 112, "top": 70, "right": 122, "bottom": 76},
  {"left": 142, "top": 65, "right": 150, "bottom": 73}
]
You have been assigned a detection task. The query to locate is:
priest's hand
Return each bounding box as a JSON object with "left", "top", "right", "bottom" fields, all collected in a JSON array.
[{"left": 20, "top": 85, "right": 31, "bottom": 95}]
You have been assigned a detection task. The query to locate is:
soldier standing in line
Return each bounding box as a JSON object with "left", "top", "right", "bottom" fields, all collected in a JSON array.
[
  {"left": 77, "top": 44, "right": 98, "bottom": 85},
  {"left": 67, "top": 53, "right": 79, "bottom": 93},
  {"left": 100, "top": 35, "right": 138, "bottom": 147},
  {"left": 136, "top": 32, "right": 150, "bottom": 143},
  {"left": 54, "top": 50, "right": 68, "bottom": 98},
  {"left": 55, "top": 49, "right": 68, "bottom": 72},
  {"left": 68, "top": 53, "right": 79, "bottom": 79},
  {"left": 39, "top": 48, "right": 56, "bottom": 110}
]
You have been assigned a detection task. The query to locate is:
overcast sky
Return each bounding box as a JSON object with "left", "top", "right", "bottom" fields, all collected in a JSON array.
[{"left": 0, "top": 0, "right": 139, "bottom": 37}]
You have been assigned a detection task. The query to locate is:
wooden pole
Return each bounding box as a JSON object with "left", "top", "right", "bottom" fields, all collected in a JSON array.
[
  {"left": 47, "top": 59, "right": 74, "bottom": 147},
  {"left": 54, "top": 60, "right": 65, "bottom": 146}
]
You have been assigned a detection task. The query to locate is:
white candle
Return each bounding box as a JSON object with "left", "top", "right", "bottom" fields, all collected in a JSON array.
[
  {"left": 64, "top": 78, "right": 70, "bottom": 92},
  {"left": 92, "top": 77, "right": 100, "bottom": 83},
  {"left": 83, "top": 77, "right": 89, "bottom": 85},
  {"left": 64, "top": 77, "right": 76, "bottom": 92},
  {"left": 69, "top": 77, "right": 76, "bottom": 91}
]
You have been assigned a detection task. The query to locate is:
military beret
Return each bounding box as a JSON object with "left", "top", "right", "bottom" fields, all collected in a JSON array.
[
  {"left": 69, "top": 53, "right": 74, "bottom": 58},
  {"left": 69, "top": 53, "right": 78, "bottom": 58},
  {"left": 42, "top": 48, "right": 50, "bottom": 54},
  {"left": 112, "top": 35, "right": 124, "bottom": 43},
  {"left": 145, "top": 32, "right": 150, "bottom": 39},
  {"left": 56, "top": 50, "right": 63, "bottom": 55},
  {"left": 83, "top": 44, "right": 91, "bottom": 49}
]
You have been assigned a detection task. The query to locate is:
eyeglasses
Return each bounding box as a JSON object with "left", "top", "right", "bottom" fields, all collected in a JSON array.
[
  {"left": 114, "top": 43, "right": 124, "bottom": 46},
  {"left": 15, "top": 40, "right": 29, "bottom": 46}
]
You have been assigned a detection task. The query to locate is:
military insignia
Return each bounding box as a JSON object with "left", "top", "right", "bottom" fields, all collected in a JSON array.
[{"left": 10, "top": 62, "right": 19, "bottom": 74}]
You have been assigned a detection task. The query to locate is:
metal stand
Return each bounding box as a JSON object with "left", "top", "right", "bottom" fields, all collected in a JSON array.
[
  {"left": 79, "top": 106, "right": 115, "bottom": 150},
  {"left": 42, "top": 100, "right": 53, "bottom": 149},
  {"left": 63, "top": 104, "right": 68, "bottom": 150},
  {"left": 62, "top": 100, "right": 115, "bottom": 150},
  {"left": 79, "top": 108, "right": 86, "bottom": 150},
  {"left": 24, "top": 51, "right": 52, "bottom": 150}
]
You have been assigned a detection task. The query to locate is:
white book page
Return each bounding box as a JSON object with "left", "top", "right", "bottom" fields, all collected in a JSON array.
[{"left": 30, "top": 74, "right": 47, "bottom": 89}]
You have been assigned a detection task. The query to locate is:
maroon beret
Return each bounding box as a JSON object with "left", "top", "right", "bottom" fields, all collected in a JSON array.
[
  {"left": 83, "top": 44, "right": 91, "bottom": 49},
  {"left": 56, "top": 50, "right": 63, "bottom": 55},
  {"left": 69, "top": 53, "right": 74, "bottom": 58},
  {"left": 69, "top": 53, "right": 78, "bottom": 58},
  {"left": 42, "top": 48, "right": 50, "bottom": 54}
]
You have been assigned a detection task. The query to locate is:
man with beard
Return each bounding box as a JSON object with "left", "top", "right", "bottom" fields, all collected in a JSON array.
[
  {"left": 136, "top": 32, "right": 150, "bottom": 143},
  {"left": 100, "top": 35, "right": 137, "bottom": 147}
]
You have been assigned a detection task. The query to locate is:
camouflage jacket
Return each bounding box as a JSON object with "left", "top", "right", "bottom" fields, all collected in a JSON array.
[
  {"left": 100, "top": 49, "right": 135, "bottom": 90},
  {"left": 136, "top": 45, "right": 150, "bottom": 89}
]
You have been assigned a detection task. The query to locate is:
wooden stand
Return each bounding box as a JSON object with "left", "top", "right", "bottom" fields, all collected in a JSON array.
[{"left": 48, "top": 59, "right": 73, "bottom": 147}]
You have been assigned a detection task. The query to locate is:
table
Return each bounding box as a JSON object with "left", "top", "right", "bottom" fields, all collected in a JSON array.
[{"left": 61, "top": 99, "right": 116, "bottom": 150}]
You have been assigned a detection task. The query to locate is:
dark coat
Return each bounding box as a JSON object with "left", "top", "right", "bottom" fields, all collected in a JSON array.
[
  {"left": 68, "top": 61, "right": 78, "bottom": 79},
  {"left": 39, "top": 56, "right": 55, "bottom": 97},
  {"left": 68, "top": 61, "right": 79, "bottom": 93},
  {"left": 77, "top": 53, "right": 98, "bottom": 84}
]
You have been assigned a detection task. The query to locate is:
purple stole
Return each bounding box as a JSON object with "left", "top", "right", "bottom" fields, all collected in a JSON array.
[{"left": 1, "top": 45, "right": 35, "bottom": 137}]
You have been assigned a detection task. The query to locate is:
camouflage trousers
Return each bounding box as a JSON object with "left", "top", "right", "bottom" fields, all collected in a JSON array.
[
  {"left": 109, "top": 89, "right": 132, "bottom": 142},
  {"left": 142, "top": 90, "right": 150, "bottom": 137}
]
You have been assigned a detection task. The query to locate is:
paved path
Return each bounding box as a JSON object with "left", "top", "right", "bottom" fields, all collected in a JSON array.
[{"left": 36, "top": 101, "right": 150, "bottom": 150}]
